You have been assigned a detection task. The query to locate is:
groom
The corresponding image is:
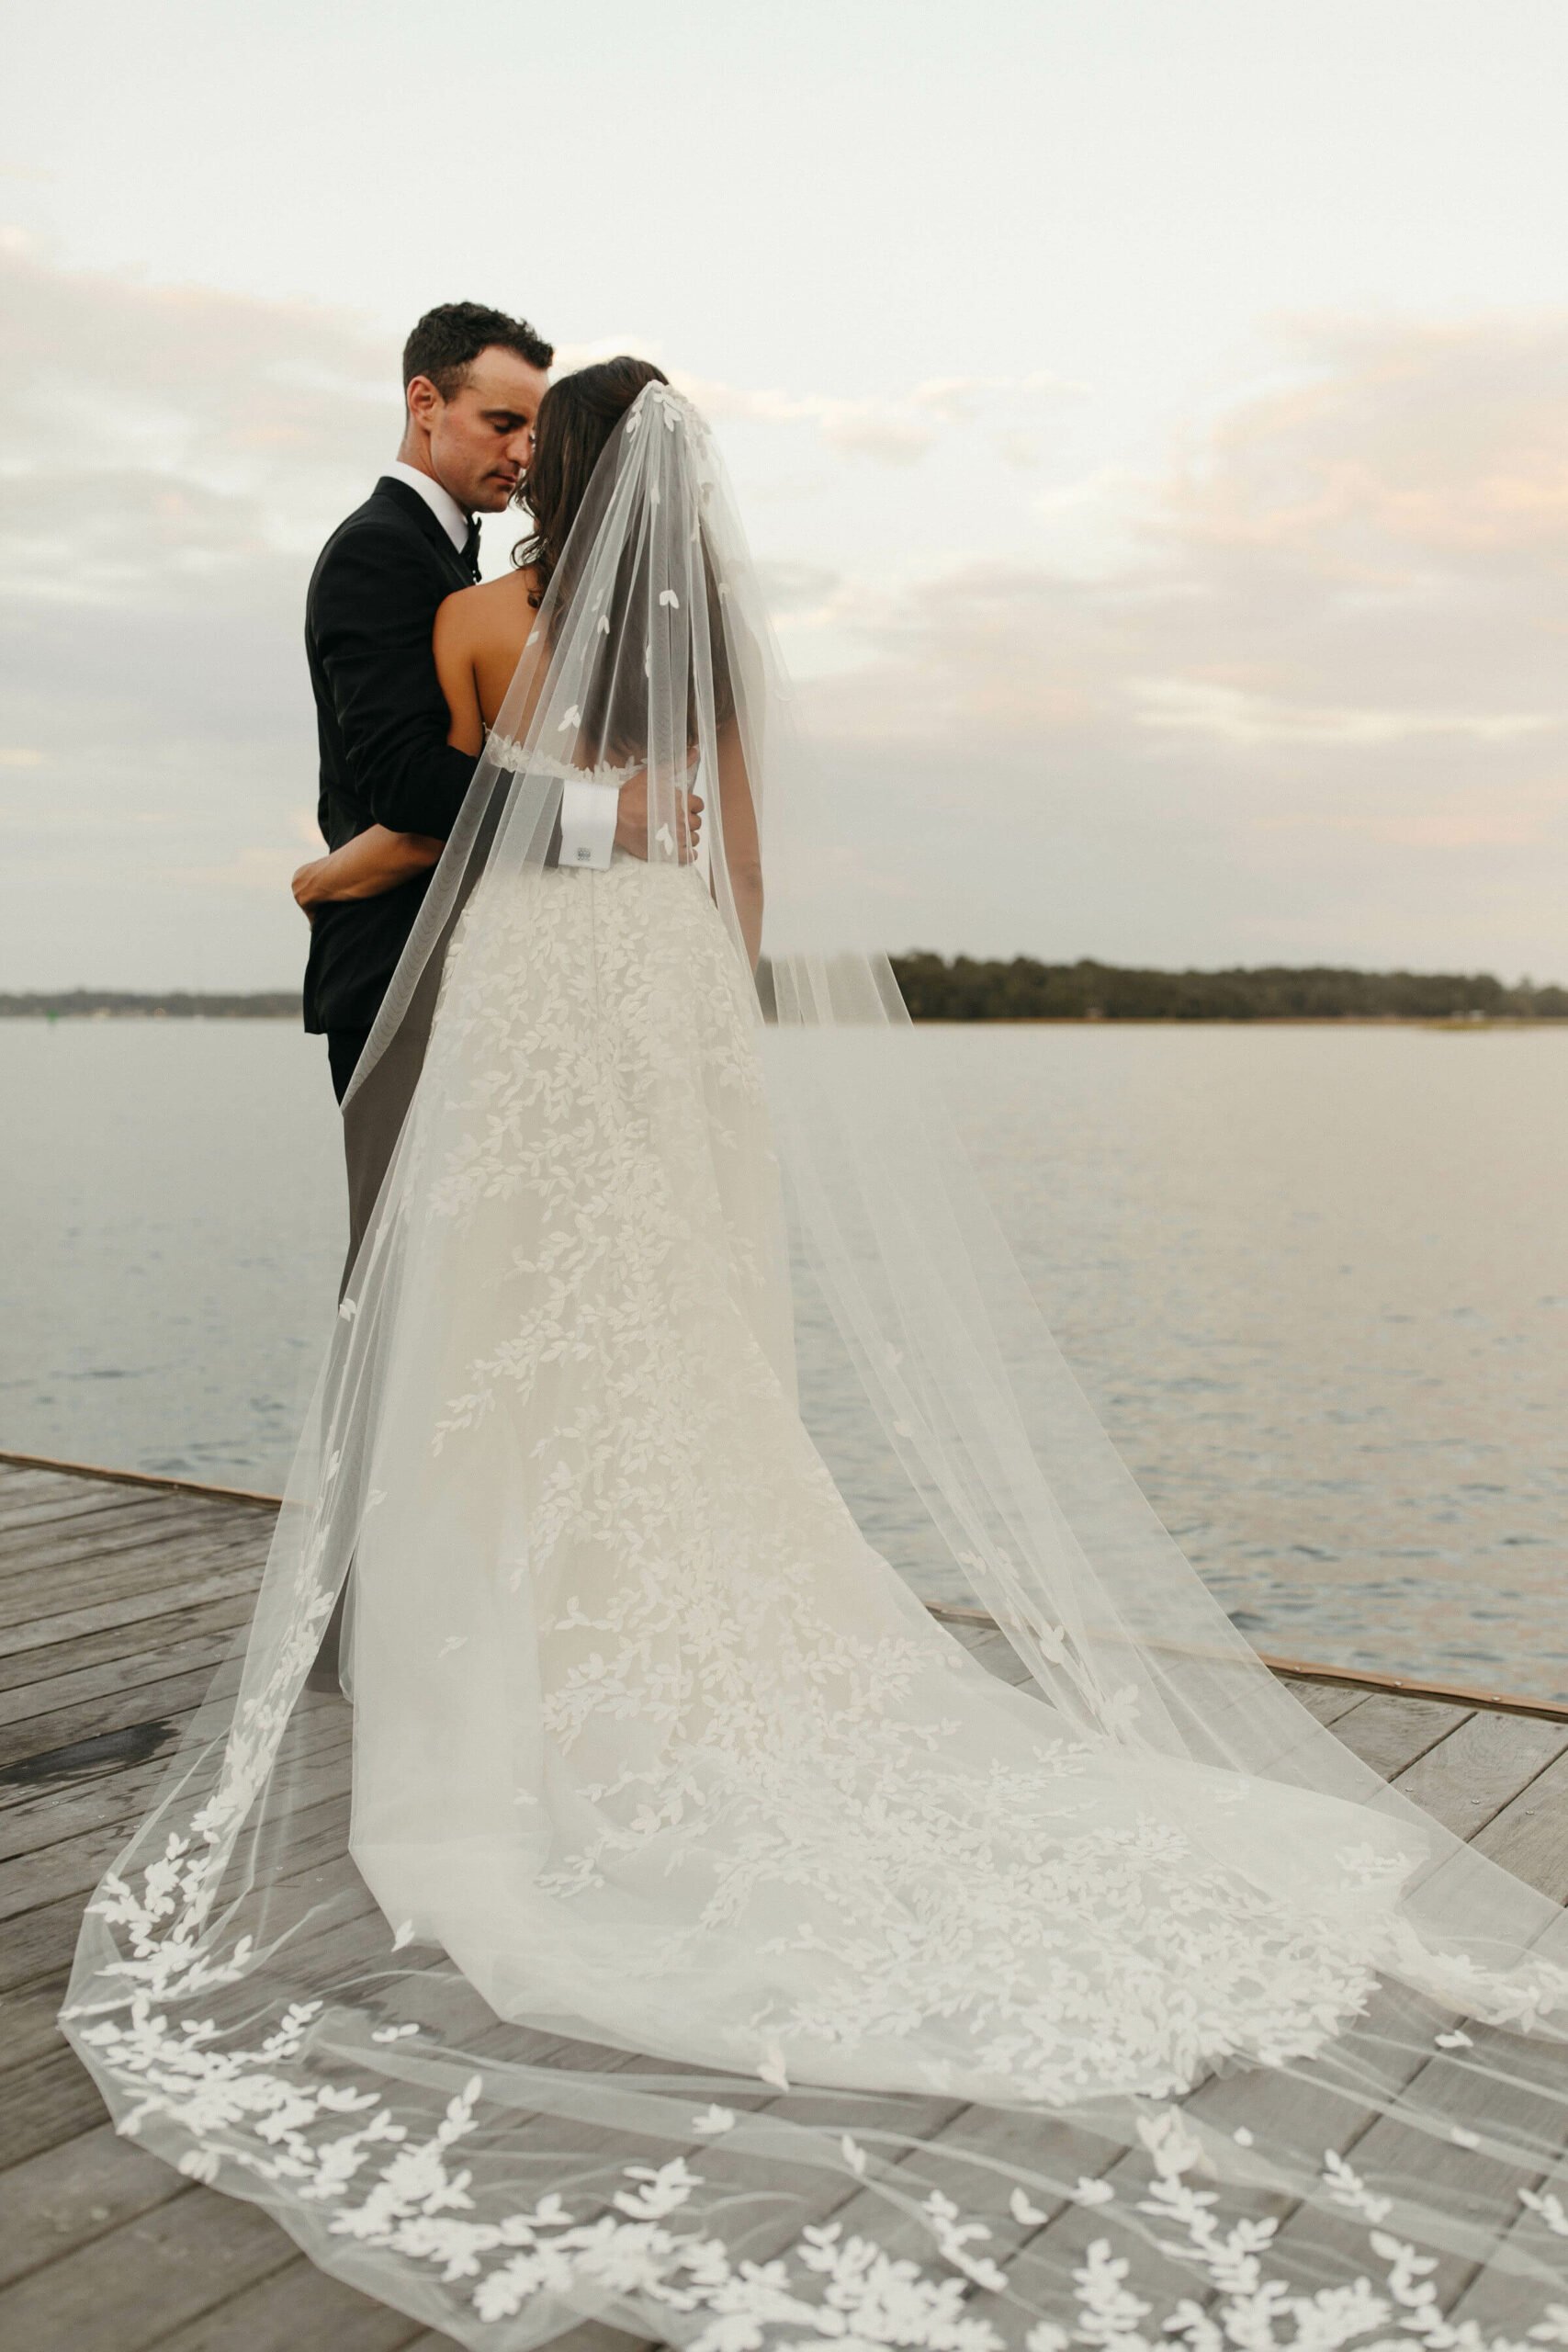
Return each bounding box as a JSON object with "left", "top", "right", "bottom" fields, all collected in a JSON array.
[
  {"left": 297, "top": 301, "right": 554, "bottom": 1697},
  {"left": 298, "top": 300, "right": 552, "bottom": 1108},
  {"left": 298, "top": 300, "right": 671, "bottom": 1267}
]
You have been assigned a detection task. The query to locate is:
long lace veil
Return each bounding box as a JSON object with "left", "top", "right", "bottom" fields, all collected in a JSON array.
[{"left": 62, "top": 382, "right": 1568, "bottom": 2350}]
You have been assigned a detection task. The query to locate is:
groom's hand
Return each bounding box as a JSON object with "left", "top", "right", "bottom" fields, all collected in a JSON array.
[
  {"left": 292, "top": 858, "right": 327, "bottom": 922},
  {"left": 614, "top": 769, "right": 704, "bottom": 863}
]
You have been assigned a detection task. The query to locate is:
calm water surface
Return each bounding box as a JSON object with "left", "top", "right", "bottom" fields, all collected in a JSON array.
[{"left": 3, "top": 1019, "right": 1563, "bottom": 1696}]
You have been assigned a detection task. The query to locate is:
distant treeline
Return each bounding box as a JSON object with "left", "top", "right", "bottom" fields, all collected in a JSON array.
[
  {"left": 886, "top": 957, "right": 1568, "bottom": 1023},
  {"left": 6, "top": 966, "right": 1567, "bottom": 1024},
  {"left": 0, "top": 990, "right": 302, "bottom": 1020}
]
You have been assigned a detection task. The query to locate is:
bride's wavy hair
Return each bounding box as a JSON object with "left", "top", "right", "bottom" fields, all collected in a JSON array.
[
  {"left": 512, "top": 356, "right": 669, "bottom": 607},
  {"left": 513, "top": 356, "right": 734, "bottom": 763}
]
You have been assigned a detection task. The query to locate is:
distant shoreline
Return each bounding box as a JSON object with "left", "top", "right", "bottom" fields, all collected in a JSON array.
[
  {"left": 2, "top": 994, "right": 301, "bottom": 1021},
  {"left": 5, "top": 960, "right": 1568, "bottom": 1028},
  {"left": 6, "top": 1013, "right": 1561, "bottom": 1032}
]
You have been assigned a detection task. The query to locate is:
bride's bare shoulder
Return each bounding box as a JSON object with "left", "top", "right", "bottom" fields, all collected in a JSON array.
[
  {"left": 436, "top": 568, "right": 539, "bottom": 650},
  {"left": 435, "top": 568, "right": 548, "bottom": 725},
  {"left": 435, "top": 571, "right": 545, "bottom": 719}
]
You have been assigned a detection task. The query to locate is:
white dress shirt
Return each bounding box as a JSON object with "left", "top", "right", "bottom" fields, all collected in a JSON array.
[
  {"left": 384, "top": 462, "right": 616, "bottom": 869},
  {"left": 386, "top": 458, "right": 471, "bottom": 555}
]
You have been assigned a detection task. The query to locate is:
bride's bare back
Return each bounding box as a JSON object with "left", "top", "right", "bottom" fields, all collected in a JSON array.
[{"left": 433, "top": 568, "right": 547, "bottom": 751}]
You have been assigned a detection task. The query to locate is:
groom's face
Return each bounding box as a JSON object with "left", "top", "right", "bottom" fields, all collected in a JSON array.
[{"left": 417, "top": 345, "right": 551, "bottom": 514}]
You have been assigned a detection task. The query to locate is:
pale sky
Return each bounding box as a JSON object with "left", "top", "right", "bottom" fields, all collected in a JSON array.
[{"left": 4, "top": 0, "right": 1567, "bottom": 988}]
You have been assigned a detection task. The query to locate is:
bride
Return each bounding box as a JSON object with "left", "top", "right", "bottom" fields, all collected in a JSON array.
[{"left": 64, "top": 363, "right": 1568, "bottom": 2350}]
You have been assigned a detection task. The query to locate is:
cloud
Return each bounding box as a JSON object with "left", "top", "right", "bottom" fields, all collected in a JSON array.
[
  {"left": 0, "top": 227, "right": 395, "bottom": 599},
  {"left": 1159, "top": 315, "right": 1568, "bottom": 568},
  {"left": 2, "top": 238, "right": 1565, "bottom": 985},
  {"left": 554, "top": 332, "right": 1082, "bottom": 465},
  {"left": 754, "top": 560, "right": 845, "bottom": 619},
  {"left": 0, "top": 236, "right": 387, "bottom": 986},
  {"left": 794, "top": 314, "right": 1568, "bottom": 973},
  {"left": 672, "top": 367, "right": 1081, "bottom": 465},
  {"left": 1132, "top": 678, "right": 1558, "bottom": 747}
]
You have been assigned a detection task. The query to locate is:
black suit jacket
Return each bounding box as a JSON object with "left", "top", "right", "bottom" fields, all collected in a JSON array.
[{"left": 301, "top": 477, "right": 477, "bottom": 1035}]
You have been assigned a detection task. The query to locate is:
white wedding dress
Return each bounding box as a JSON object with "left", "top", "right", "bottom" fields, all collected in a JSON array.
[
  {"left": 350, "top": 843, "right": 1429, "bottom": 2105},
  {"left": 63, "top": 383, "right": 1568, "bottom": 2351}
]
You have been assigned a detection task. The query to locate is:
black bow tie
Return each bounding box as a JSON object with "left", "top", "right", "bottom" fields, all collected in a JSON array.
[{"left": 461, "top": 516, "right": 482, "bottom": 580}]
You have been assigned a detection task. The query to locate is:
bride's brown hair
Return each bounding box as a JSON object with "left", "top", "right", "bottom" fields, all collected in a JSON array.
[
  {"left": 512, "top": 356, "right": 734, "bottom": 760},
  {"left": 512, "top": 356, "right": 669, "bottom": 606}
]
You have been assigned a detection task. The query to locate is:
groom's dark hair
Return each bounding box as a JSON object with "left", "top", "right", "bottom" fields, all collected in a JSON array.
[{"left": 402, "top": 302, "right": 553, "bottom": 399}]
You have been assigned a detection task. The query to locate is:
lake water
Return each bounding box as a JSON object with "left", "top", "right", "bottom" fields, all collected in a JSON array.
[{"left": 3, "top": 1018, "right": 1563, "bottom": 1698}]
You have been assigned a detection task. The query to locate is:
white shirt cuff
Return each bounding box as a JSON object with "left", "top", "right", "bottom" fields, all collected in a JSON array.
[{"left": 558, "top": 777, "right": 619, "bottom": 871}]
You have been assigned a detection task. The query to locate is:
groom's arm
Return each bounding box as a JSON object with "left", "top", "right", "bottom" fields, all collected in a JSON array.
[{"left": 311, "top": 528, "right": 476, "bottom": 840}]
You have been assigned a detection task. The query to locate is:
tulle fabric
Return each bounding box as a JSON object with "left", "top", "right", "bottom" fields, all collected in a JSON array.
[{"left": 62, "top": 384, "right": 1568, "bottom": 2350}]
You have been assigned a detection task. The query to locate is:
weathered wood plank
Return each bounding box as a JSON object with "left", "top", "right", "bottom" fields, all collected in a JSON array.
[
  {"left": 0, "top": 1496, "right": 240, "bottom": 1576},
  {"left": 0, "top": 2121, "right": 457, "bottom": 2346},
  {"left": 0, "top": 1569, "right": 266, "bottom": 1668},
  {"left": 1467, "top": 1738, "right": 1568, "bottom": 1898},
  {"left": 0, "top": 1530, "right": 271, "bottom": 1640},
  {"left": 1442, "top": 2147, "right": 1568, "bottom": 2330},
  {"left": 0, "top": 1508, "right": 267, "bottom": 1589},
  {"left": 148, "top": 2256, "right": 444, "bottom": 2352},
  {"left": 0, "top": 1712, "right": 345, "bottom": 1984},
  {"left": 0, "top": 1623, "right": 245, "bottom": 1733},
  {"left": 0, "top": 1465, "right": 148, "bottom": 1511},
  {"left": 0, "top": 1707, "right": 200, "bottom": 1812},
  {"left": 0, "top": 1466, "right": 86, "bottom": 1498},
  {"left": 0, "top": 2177, "right": 299, "bottom": 2352},
  {"left": 0, "top": 1720, "right": 353, "bottom": 1927},
  {"left": 1317, "top": 1689, "right": 1473, "bottom": 1780},
  {"left": 0, "top": 2123, "right": 191, "bottom": 2289},
  {"left": 0, "top": 1661, "right": 243, "bottom": 1776},
  {"left": 0, "top": 1466, "right": 261, "bottom": 1533},
  {"left": 0, "top": 1964, "right": 74, "bottom": 2074},
  {"left": 0, "top": 1703, "right": 349, "bottom": 1873},
  {"left": 0, "top": 1515, "right": 271, "bottom": 1613},
  {"left": 0, "top": 1586, "right": 258, "bottom": 1693},
  {"left": 3, "top": 2043, "right": 122, "bottom": 2169},
  {"left": 2, "top": 1886, "right": 111, "bottom": 1999},
  {"left": 1392, "top": 1707, "right": 1568, "bottom": 1843},
  {"left": 0, "top": 1698, "right": 242, "bottom": 1815},
  {"left": 0, "top": 1487, "right": 176, "bottom": 1543},
  {"left": 0, "top": 1459, "right": 277, "bottom": 1510},
  {"left": 1289, "top": 1677, "right": 1380, "bottom": 1728}
]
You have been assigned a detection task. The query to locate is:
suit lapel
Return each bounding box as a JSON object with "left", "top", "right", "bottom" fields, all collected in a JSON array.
[{"left": 372, "top": 476, "right": 473, "bottom": 588}]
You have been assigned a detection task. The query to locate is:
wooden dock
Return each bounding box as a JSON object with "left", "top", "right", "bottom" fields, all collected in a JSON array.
[{"left": 3, "top": 1449, "right": 1567, "bottom": 2351}]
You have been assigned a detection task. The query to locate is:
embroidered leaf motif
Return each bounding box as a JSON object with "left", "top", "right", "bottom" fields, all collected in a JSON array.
[{"left": 1520, "top": 2187, "right": 1568, "bottom": 2238}]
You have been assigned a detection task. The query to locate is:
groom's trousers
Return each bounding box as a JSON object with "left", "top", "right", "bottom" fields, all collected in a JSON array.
[
  {"left": 310, "top": 887, "right": 490, "bottom": 1690},
  {"left": 309, "top": 781, "right": 513, "bottom": 1693},
  {"left": 327, "top": 1024, "right": 373, "bottom": 1106},
  {"left": 308, "top": 1024, "right": 371, "bottom": 1692}
]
